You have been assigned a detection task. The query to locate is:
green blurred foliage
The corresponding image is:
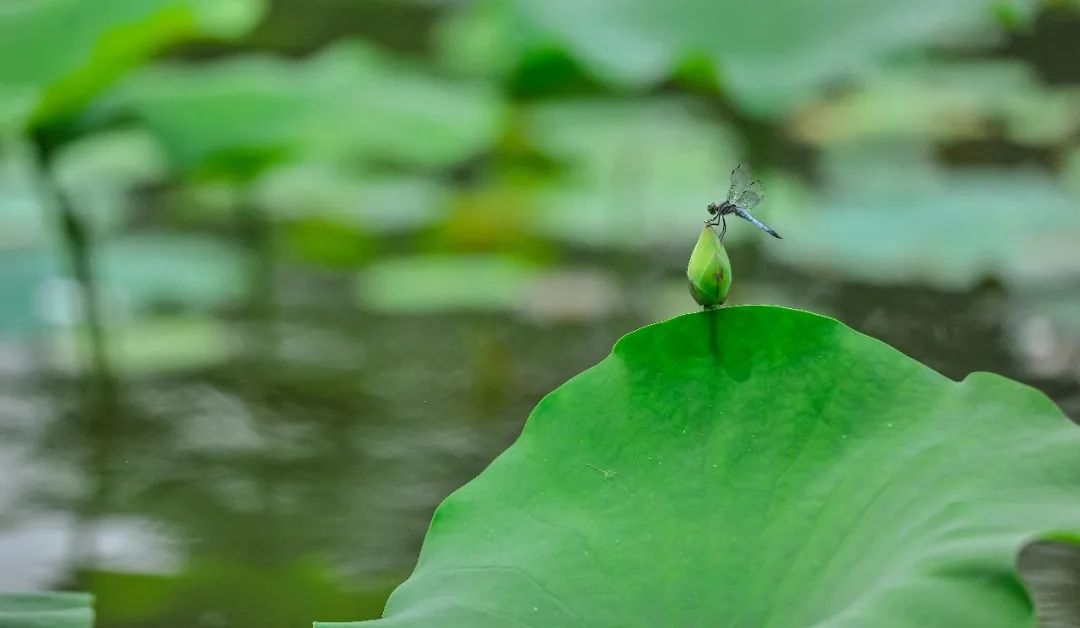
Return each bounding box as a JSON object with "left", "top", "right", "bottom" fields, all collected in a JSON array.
[
  {"left": 790, "top": 60, "right": 1080, "bottom": 147},
  {"left": 97, "top": 234, "right": 248, "bottom": 311},
  {"left": 437, "top": 0, "right": 1041, "bottom": 114},
  {"left": 98, "top": 41, "right": 504, "bottom": 177},
  {"left": 0, "top": 592, "right": 94, "bottom": 628},
  {"left": 773, "top": 146, "right": 1080, "bottom": 289},
  {"left": 79, "top": 560, "right": 394, "bottom": 628},
  {"left": 49, "top": 315, "right": 234, "bottom": 375},
  {"left": 0, "top": 0, "right": 265, "bottom": 132},
  {"left": 519, "top": 98, "right": 745, "bottom": 248},
  {"left": 356, "top": 255, "right": 543, "bottom": 313}
]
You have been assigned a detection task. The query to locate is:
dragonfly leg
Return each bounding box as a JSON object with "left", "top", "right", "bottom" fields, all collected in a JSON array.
[{"left": 719, "top": 215, "right": 727, "bottom": 240}]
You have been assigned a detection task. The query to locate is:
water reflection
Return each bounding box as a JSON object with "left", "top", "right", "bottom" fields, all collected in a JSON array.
[
  {"left": 2, "top": 226, "right": 1080, "bottom": 626},
  {"left": 3, "top": 250, "right": 1078, "bottom": 625},
  {"left": 1, "top": 291, "right": 646, "bottom": 626}
]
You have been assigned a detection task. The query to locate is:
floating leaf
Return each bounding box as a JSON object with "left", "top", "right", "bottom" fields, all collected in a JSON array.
[
  {"left": 0, "top": 142, "right": 57, "bottom": 250},
  {"left": 791, "top": 60, "right": 1080, "bottom": 146},
  {"left": 356, "top": 255, "right": 543, "bottom": 314},
  {"left": 0, "top": 233, "right": 244, "bottom": 335},
  {"left": 97, "top": 234, "right": 248, "bottom": 312},
  {"left": 0, "top": 131, "right": 163, "bottom": 257},
  {"left": 322, "top": 306, "right": 1080, "bottom": 627},
  {"left": 101, "top": 41, "right": 503, "bottom": 175},
  {"left": 0, "top": 591, "right": 93, "bottom": 628},
  {"left": 1065, "top": 147, "right": 1080, "bottom": 197},
  {"left": 253, "top": 163, "right": 448, "bottom": 233},
  {"left": 0, "top": 248, "right": 62, "bottom": 334},
  {"left": 445, "top": 0, "right": 1034, "bottom": 114},
  {"left": 53, "top": 128, "right": 169, "bottom": 230},
  {"left": 50, "top": 315, "right": 234, "bottom": 375},
  {"left": 771, "top": 149, "right": 1080, "bottom": 289},
  {"left": 434, "top": 0, "right": 534, "bottom": 80}
]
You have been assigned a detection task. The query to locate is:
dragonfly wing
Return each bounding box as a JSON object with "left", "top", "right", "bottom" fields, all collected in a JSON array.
[
  {"left": 726, "top": 164, "right": 751, "bottom": 202},
  {"left": 735, "top": 180, "right": 764, "bottom": 210}
]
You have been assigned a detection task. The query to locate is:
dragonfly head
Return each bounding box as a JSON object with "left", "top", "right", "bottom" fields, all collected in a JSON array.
[{"left": 706, "top": 202, "right": 720, "bottom": 215}]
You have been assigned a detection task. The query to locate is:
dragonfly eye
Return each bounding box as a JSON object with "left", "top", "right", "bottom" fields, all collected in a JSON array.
[{"left": 707, "top": 204, "right": 718, "bottom": 215}]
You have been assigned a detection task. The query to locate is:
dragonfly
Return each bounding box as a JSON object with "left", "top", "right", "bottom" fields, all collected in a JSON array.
[{"left": 706, "top": 164, "right": 782, "bottom": 240}]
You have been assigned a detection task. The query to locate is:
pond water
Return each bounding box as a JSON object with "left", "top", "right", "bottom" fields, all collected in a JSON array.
[
  {"left": 2, "top": 244, "right": 1077, "bottom": 628},
  {"left": 3, "top": 1, "right": 1080, "bottom": 625}
]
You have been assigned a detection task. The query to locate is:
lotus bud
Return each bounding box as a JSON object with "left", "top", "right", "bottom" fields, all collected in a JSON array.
[{"left": 687, "top": 225, "right": 731, "bottom": 309}]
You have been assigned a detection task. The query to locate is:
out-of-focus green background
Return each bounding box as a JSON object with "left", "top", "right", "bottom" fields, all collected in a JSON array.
[{"left": 1, "top": 0, "right": 1079, "bottom": 626}]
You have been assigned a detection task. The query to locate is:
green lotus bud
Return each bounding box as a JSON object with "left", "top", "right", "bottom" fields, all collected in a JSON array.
[{"left": 687, "top": 225, "right": 732, "bottom": 309}]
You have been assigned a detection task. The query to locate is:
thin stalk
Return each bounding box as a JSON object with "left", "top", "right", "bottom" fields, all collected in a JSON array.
[
  {"left": 28, "top": 131, "right": 115, "bottom": 387},
  {"left": 28, "top": 129, "right": 122, "bottom": 573}
]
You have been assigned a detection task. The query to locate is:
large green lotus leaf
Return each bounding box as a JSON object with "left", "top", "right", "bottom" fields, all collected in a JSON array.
[
  {"left": 0, "top": 0, "right": 264, "bottom": 132},
  {"left": 770, "top": 148, "right": 1080, "bottom": 289},
  {"left": 321, "top": 306, "right": 1080, "bottom": 628},
  {"left": 100, "top": 41, "right": 503, "bottom": 175},
  {"left": 440, "top": 0, "right": 1033, "bottom": 114},
  {"left": 0, "top": 592, "right": 93, "bottom": 628},
  {"left": 522, "top": 98, "right": 751, "bottom": 248}
]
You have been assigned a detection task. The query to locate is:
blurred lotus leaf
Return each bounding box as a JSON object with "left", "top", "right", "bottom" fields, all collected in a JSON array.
[
  {"left": 356, "top": 255, "right": 544, "bottom": 314},
  {"left": 771, "top": 148, "right": 1080, "bottom": 289},
  {"left": 523, "top": 98, "right": 748, "bottom": 248},
  {"left": 253, "top": 162, "right": 448, "bottom": 234},
  {"left": 0, "top": 0, "right": 265, "bottom": 133},
  {"left": 79, "top": 561, "right": 396, "bottom": 628},
  {"left": 0, "top": 592, "right": 93, "bottom": 628},
  {"left": 0, "top": 131, "right": 165, "bottom": 250},
  {"left": 4, "top": 234, "right": 246, "bottom": 335},
  {"left": 99, "top": 42, "right": 504, "bottom": 177},
  {"left": 792, "top": 60, "right": 1080, "bottom": 146},
  {"left": 54, "top": 128, "right": 169, "bottom": 229},
  {"left": 0, "top": 143, "right": 58, "bottom": 250},
  {"left": 0, "top": 248, "right": 62, "bottom": 335},
  {"left": 1066, "top": 147, "right": 1080, "bottom": 196},
  {"left": 96, "top": 234, "right": 248, "bottom": 312},
  {"left": 49, "top": 314, "right": 234, "bottom": 375},
  {"left": 438, "top": 0, "right": 1034, "bottom": 114},
  {"left": 434, "top": 0, "right": 540, "bottom": 80}
]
